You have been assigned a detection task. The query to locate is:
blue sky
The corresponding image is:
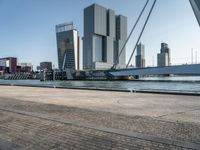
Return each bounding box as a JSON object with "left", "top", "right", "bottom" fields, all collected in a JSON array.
[{"left": 0, "top": 0, "right": 200, "bottom": 69}]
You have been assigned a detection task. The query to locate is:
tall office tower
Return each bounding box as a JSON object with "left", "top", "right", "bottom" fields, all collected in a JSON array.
[
  {"left": 190, "top": 0, "right": 200, "bottom": 26},
  {"left": 83, "top": 4, "right": 127, "bottom": 70},
  {"left": 135, "top": 43, "right": 145, "bottom": 68},
  {"left": 157, "top": 43, "right": 171, "bottom": 67},
  {"left": 56, "top": 22, "right": 80, "bottom": 71}
]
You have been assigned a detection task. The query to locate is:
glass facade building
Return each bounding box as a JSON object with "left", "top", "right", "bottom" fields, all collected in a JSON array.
[
  {"left": 56, "top": 22, "right": 80, "bottom": 70},
  {"left": 136, "top": 43, "right": 145, "bottom": 68},
  {"left": 157, "top": 43, "right": 171, "bottom": 67}
]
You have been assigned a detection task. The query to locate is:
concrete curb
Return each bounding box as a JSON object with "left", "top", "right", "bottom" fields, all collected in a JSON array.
[{"left": 0, "top": 83, "right": 200, "bottom": 96}]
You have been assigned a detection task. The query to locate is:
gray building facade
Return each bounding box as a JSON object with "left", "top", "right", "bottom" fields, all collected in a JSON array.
[
  {"left": 56, "top": 22, "right": 80, "bottom": 71},
  {"left": 157, "top": 43, "right": 171, "bottom": 67},
  {"left": 83, "top": 4, "right": 127, "bottom": 70},
  {"left": 135, "top": 43, "right": 145, "bottom": 68},
  {"left": 40, "top": 62, "right": 52, "bottom": 71}
]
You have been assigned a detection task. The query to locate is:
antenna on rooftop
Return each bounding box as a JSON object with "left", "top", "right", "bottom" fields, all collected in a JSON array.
[
  {"left": 195, "top": 51, "right": 198, "bottom": 64},
  {"left": 191, "top": 48, "right": 194, "bottom": 64}
]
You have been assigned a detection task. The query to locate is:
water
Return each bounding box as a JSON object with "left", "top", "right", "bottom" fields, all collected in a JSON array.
[
  {"left": 141, "top": 76, "right": 200, "bottom": 81},
  {"left": 0, "top": 76, "right": 200, "bottom": 93}
]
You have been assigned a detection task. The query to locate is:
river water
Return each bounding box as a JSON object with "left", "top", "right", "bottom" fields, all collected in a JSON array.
[{"left": 0, "top": 76, "right": 200, "bottom": 94}]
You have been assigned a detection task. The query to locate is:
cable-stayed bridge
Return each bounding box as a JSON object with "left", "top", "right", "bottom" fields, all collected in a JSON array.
[
  {"left": 109, "top": 64, "right": 200, "bottom": 77},
  {"left": 109, "top": 0, "right": 200, "bottom": 78}
]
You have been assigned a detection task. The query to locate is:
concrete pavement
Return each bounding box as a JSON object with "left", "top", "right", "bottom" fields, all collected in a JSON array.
[
  {"left": 0, "top": 86, "right": 200, "bottom": 123},
  {"left": 0, "top": 86, "right": 200, "bottom": 149}
]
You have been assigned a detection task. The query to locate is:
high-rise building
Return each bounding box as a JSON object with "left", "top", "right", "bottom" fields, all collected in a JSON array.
[
  {"left": 190, "top": 0, "right": 200, "bottom": 26},
  {"left": 56, "top": 22, "right": 80, "bottom": 71},
  {"left": 157, "top": 43, "right": 171, "bottom": 67},
  {"left": 83, "top": 4, "right": 127, "bottom": 70},
  {"left": 135, "top": 43, "right": 145, "bottom": 68}
]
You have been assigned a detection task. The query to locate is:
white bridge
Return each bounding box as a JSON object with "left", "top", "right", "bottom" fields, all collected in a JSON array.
[
  {"left": 109, "top": 0, "right": 200, "bottom": 78},
  {"left": 109, "top": 64, "right": 200, "bottom": 77}
]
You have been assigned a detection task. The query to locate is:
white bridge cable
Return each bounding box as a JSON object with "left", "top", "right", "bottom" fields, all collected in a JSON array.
[
  {"left": 126, "top": 0, "right": 157, "bottom": 68},
  {"left": 113, "top": 0, "right": 150, "bottom": 69}
]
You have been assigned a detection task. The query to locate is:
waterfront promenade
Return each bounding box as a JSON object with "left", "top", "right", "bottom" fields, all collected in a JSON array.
[{"left": 0, "top": 85, "right": 200, "bottom": 149}]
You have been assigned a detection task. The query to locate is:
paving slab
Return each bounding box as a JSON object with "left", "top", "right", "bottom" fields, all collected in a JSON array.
[
  {"left": 0, "top": 85, "right": 200, "bottom": 149},
  {"left": 0, "top": 139, "right": 24, "bottom": 150},
  {"left": 0, "top": 86, "right": 200, "bottom": 123},
  {"left": 0, "top": 110, "right": 197, "bottom": 150}
]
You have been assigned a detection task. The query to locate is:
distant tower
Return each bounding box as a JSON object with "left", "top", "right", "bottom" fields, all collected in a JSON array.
[
  {"left": 157, "top": 43, "right": 171, "bottom": 67},
  {"left": 56, "top": 22, "right": 80, "bottom": 70},
  {"left": 135, "top": 42, "right": 145, "bottom": 68}
]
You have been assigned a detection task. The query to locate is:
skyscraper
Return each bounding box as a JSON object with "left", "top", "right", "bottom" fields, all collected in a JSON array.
[
  {"left": 56, "top": 22, "right": 80, "bottom": 70},
  {"left": 83, "top": 4, "right": 127, "bottom": 70},
  {"left": 157, "top": 43, "right": 171, "bottom": 67},
  {"left": 135, "top": 43, "right": 145, "bottom": 68}
]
